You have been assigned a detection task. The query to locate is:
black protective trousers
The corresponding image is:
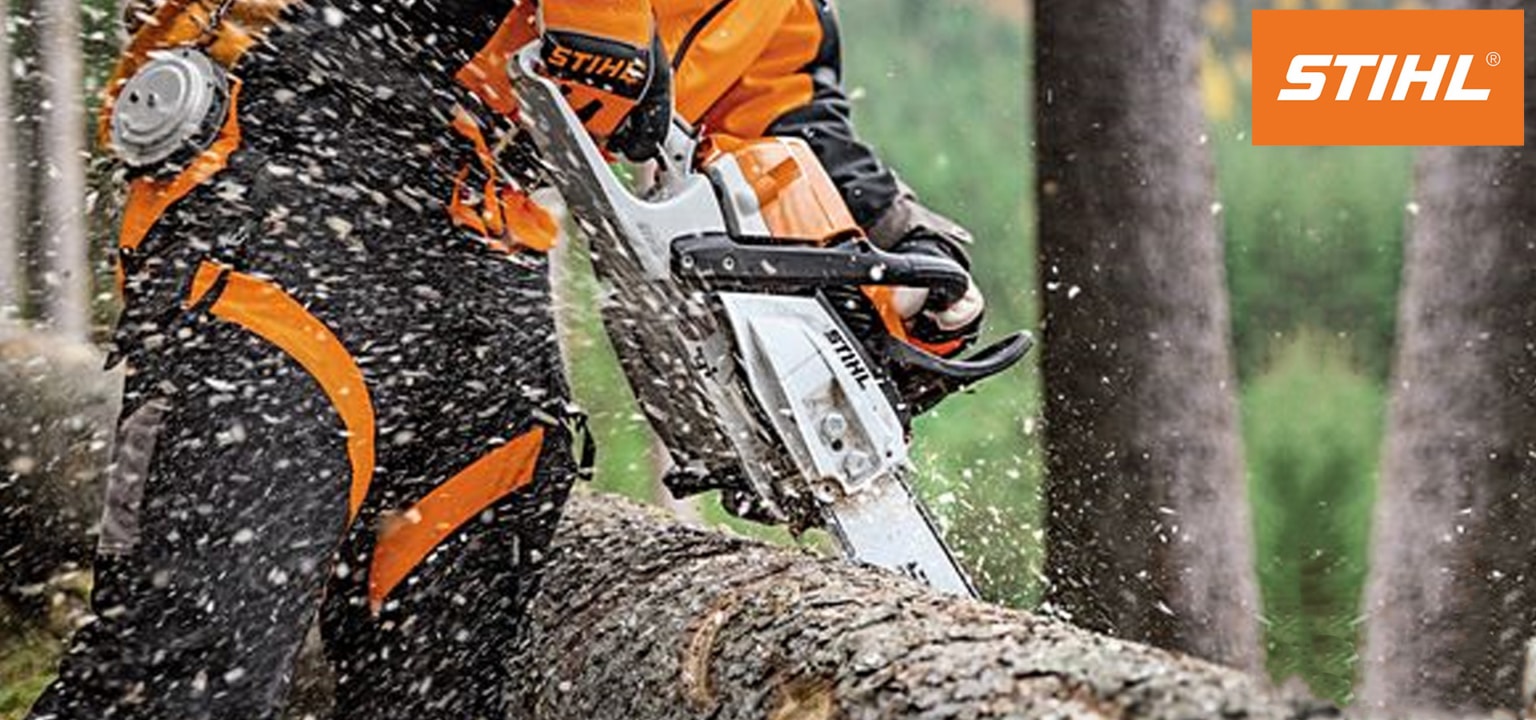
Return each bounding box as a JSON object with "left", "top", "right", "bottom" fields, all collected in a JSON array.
[{"left": 28, "top": 2, "right": 578, "bottom": 718}]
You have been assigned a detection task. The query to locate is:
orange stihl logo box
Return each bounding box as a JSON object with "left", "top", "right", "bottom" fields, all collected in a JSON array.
[{"left": 1252, "top": 10, "right": 1524, "bottom": 146}]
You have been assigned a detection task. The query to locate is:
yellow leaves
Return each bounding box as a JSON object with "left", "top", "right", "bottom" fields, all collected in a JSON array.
[
  {"left": 1201, "top": 39, "right": 1238, "bottom": 123},
  {"left": 1233, "top": 49, "right": 1253, "bottom": 85},
  {"left": 1203, "top": 0, "right": 1236, "bottom": 35}
]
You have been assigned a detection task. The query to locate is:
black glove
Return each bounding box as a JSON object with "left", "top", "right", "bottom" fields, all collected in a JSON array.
[
  {"left": 887, "top": 230, "right": 985, "bottom": 357},
  {"left": 537, "top": 1, "right": 672, "bottom": 162}
]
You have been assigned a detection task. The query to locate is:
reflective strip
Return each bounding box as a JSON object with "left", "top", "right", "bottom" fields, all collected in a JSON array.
[
  {"left": 186, "top": 261, "right": 377, "bottom": 523},
  {"left": 367, "top": 427, "right": 545, "bottom": 613}
]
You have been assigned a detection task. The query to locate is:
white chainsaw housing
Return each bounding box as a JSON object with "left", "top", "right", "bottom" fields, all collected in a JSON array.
[
  {"left": 718, "top": 293, "right": 974, "bottom": 595},
  {"left": 717, "top": 293, "right": 906, "bottom": 500}
]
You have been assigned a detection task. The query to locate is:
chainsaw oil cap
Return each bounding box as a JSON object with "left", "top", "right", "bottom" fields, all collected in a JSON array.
[{"left": 110, "top": 48, "right": 229, "bottom": 172}]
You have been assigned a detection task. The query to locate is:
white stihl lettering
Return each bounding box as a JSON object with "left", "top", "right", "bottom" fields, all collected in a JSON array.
[
  {"left": 1277, "top": 54, "right": 1492, "bottom": 101},
  {"left": 1279, "top": 54, "right": 1332, "bottom": 101}
]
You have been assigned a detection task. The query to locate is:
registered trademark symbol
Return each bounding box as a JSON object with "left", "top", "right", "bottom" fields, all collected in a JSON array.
[{"left": 1487, "top": 51, "right": 1502, "bottom": 67}]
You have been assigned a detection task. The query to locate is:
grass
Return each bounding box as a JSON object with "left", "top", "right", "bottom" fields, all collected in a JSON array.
[
  {"left": 1244, "top": 331, "right": 1383, "bottom": 704},
  {"left": 0, "top": 628, "right": 59, "bottom": 720}
]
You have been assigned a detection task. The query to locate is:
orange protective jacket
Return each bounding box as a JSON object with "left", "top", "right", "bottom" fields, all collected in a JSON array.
[{"left": 465, "top": 0, "right": 907, "bottom": 237}]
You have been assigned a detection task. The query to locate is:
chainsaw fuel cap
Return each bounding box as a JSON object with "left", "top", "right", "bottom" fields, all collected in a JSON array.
[{"left": 110, "top": 47, "right": 230, "bottom": 173}]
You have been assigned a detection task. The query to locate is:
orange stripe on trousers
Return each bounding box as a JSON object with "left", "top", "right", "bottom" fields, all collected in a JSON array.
[
  {"left": 187, "top": 261, "right": 377, "bottom": 524},
  {"left": 367, "top": 427, "right": 545, "bottom": 613}
]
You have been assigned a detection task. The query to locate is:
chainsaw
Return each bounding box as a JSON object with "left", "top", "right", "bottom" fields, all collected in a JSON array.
[{"left": 504, "top": 45, "right": 1031, "bottom": 597}]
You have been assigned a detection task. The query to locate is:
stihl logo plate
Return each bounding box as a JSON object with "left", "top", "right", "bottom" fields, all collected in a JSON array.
[{"left": 1252, "top": 10, "right": 1524, "bottom": 146}]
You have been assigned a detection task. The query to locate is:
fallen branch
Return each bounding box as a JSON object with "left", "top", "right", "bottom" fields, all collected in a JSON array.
[{"left": 508, "top": 492, "right": 1341, "bottom": 720}]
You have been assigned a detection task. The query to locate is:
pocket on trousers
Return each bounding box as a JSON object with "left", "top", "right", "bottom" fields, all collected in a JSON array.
[{"left": 97, "top": 398, "right": 169, "bottom": 557}]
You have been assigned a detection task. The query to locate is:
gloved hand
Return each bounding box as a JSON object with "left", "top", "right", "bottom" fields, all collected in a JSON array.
[
  {"left": 886, "top": 230, "right": 985, "bottom": 357},
  {"left": 537, "top": 0, "right": 672, "bottom": 162}
]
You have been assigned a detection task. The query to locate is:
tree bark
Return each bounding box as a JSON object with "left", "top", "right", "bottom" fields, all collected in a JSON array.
[
  {"left": 508, "top": 492, "right": 1333, "bottom": 720},
  {"left": 1359, "top": 2, "right": 1536, "bottom": 714},
  {"left": 38, "top": 0, "right": 90, "bottom": 340},
  {"left": 0, "top": 0, "right": 18, "bottom": 324},
  {"left": 1034, "top": 0, "right": 1260, "bottom": 669}
]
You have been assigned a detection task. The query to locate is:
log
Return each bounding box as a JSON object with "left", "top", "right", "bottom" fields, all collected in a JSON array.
[{"left": 509, "top": 493, "right": 1340, "bottom": 720}]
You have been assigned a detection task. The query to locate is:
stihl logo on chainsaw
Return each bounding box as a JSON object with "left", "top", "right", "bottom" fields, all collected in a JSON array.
[
  {"left": 1252, "top": 10, "right": 1524, "bottom": 146},
  {"left": 825, "top": 329, "right": 873, "bottom": 390}
]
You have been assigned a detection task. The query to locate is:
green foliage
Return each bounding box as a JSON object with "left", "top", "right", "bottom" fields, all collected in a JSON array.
[
  {"left": 1244, "top": 332, "right": 1381, "bottom": 704},
  {"left": 839, "top": 0, "right": 1034, "bottom": 331},
  {"left": 0, "top": 611, "right": 61, "bottom": 720},
  {"left": 1215, "top": 124, "right": 1412, "bottom": 383}
]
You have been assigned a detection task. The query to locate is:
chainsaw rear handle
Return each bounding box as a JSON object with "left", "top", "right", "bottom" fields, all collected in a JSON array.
[{"left": 672, "top": 234, "right": 971, "bottom": 300}]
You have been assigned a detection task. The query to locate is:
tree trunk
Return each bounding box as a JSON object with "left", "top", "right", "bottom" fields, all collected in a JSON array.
[
  {"left": 1034, "top": 0, "right": 1259, "bottom": 670},
  {"left": 508, "top": 492, "right": 1333, "bottom": 720},
  {"left": 1359, "top": 3, "right": 1536, "bottom": 713},
  {"left": 0, "top": 0, "right": 18, "bottom": 324},
  {"left": 38, "top": 0, "right": 89, "bottom": 340}
]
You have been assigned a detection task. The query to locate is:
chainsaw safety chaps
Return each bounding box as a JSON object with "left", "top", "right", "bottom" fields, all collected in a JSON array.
[{"left": 29, "top": 4, "right": 577, "bottom": 719}]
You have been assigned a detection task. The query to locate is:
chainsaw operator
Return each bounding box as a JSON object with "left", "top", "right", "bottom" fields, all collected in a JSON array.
[{"left": 30, "top": 1, "right": 984, "bottom": 718}]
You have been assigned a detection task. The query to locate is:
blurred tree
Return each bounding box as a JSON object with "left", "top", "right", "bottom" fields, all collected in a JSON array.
[
  {"left": 0, "top": 0, "right": 16, "bottom": 323},
  {"left": 1036, "top": 0, "right": 1259, "bottom": 669},
  {"left": 10, "top": 0, "right": 42, "bottom": 322},
  {"left": 1360, "top": 5, "right": 1536, "bottom": 714},
  {"left": 38, "top": 0, "right": 88, "bottom": 340}
]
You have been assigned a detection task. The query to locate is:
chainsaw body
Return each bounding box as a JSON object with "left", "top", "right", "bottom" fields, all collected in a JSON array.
[{"left": 507, "top": 45, "right": 1029, "bottom": 597}]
